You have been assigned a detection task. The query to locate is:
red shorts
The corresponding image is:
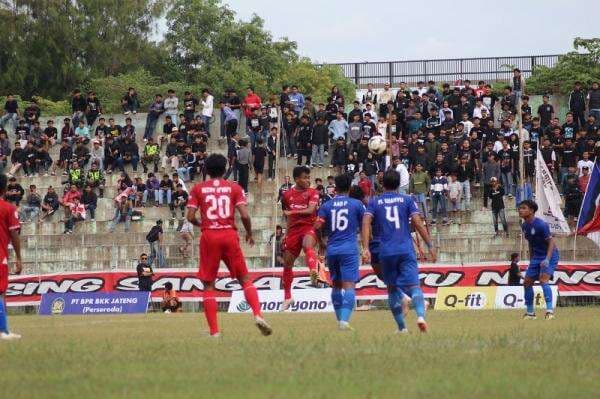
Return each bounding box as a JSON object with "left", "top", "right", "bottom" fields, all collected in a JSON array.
[
  {"left": 282, "top": 227, "right": 317, "bottom": 258},
  {"left": 0, "top": 264, "right": 7, "bottom": 293},
  {"left": 199, "top": 229, "right": 248, "bottom": 282}
]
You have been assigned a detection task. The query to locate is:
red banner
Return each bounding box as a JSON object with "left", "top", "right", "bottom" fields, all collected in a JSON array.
[{"left": 7, "top": 263, "right": 600, "bottom": 305}]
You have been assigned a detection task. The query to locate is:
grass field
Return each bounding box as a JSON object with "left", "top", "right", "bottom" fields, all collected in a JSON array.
[{"left": 1, "top": 308, "right": 600, "bottom": 399}]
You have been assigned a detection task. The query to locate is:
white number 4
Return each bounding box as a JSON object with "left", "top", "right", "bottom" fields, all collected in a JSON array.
[{"left": 385, "top": 206, "right": 400, "bottom": 229}]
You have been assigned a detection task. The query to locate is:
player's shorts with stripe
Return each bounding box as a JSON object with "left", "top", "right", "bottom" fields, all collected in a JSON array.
[
  {"left": 525, "top": 252, "right": 559, "bottom": 280},
  {"left": 326, "top": 253, "right": 359, "bottom": 282},
  {"left": 380, "top": 251, "right": 419, "bottom": 289},
  {"left": 282, "top": 227, "right": 317, "bottom": 257},
  {"left": 0, "top": 264, "right": 7, "bottom": 293},
  {"left": 369, "top": 241, "right": 380, "bottom": 265},
  {"left": 199, "top": 229, "right": 248, "bottom": 282}
]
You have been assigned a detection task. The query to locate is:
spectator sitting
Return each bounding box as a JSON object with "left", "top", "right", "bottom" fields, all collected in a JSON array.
[
  {"left": 73, "top": 139, "right": 90, "bottom": 167},
  {"left": 61, "top": 184, "right": 82, "bottom": 220},
  {"left": 108, "top": 195, "right": 132, "bottom": 232},
  {"left": 86, "top": 160, "right": 105, "bottom": 197},
  {"left": 145, "top": 173, "right": 160, "bottom": 206},
  {"left": 54, "top": 141, "right": 73, "bottom": 176},
  {"left": 5, "top": 176, "right": 24, "bottom": 206},
  {"left": 66, "top": 160, "right": 85, "bottom": 188},
  {"left": 178, "top": 218, "right": 193, "bottom": 258},
  {"left": 161, "top": 282, "right": 182, "bottom": 313},
  {"left": 117, "top": 137, "right": 139, "bottom": 172},
  {"left": 39, "top": 186, "right": 59, "bottom": 222},
  {"left": 89, "top": 139, "right": 104, "bottom": 170},
  {"left": 141, "top": 137, "right": 160, "bottom": 173},
  {"left": 82, "top": 184, "right": 98, "bottom": 222},
  {"left": 20, "top": 184, "right": 41, "bottom": 223},
  {"left": 64, "top": 196, "right": 86, "bottom": 234},
  {"left": 8, "top": 141, "right": 25, "bottom": 177},
  {"left": 74, "top": 120, "right": 90, "bottom": 144},
  {"left": 170, "top": 183, "right": 188, "bottom": 220}
]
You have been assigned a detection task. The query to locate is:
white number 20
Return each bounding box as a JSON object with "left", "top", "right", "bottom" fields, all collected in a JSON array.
[
  {"left": 331, "top": 208, "right": 349, "bottom": 231},
  {"left": 385, "top": 206, "right": 401, "bottom": 229},
  {"left": 206, "top": 194, "right": 231, "bottom": 220}
]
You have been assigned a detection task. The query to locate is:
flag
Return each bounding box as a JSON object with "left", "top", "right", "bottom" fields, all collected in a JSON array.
[
  {"left": 577, "top": 159, "right": 600, "bottom": 249},
  {"left": 535, "top": 148, "right": 570, "bottom": 234}
]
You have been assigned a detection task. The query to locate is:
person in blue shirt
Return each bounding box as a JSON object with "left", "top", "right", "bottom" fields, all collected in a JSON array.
[
  {"left": 315, "top": 174, "right": 365, "bottom": 330},
  {"left": 361, "top": 170, "right": 436, "bottom": 333},
  {"left": 518, "top": 200, "right": 560, "bottom": 320}
]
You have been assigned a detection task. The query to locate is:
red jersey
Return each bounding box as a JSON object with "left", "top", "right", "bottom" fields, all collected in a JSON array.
[
  {"left": 0, "top": 199, "right": 20, "bottom": 265},
  {"left": 187, "top": 178, "right": 246, "bottom": 231},
  {"left": 282, "top": 186, "right": 319, "bottom": 231}
]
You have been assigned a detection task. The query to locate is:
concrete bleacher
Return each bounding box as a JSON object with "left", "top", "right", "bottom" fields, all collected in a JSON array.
[{"left": 7, "top": 111, "right": 597, "bottom": 275}]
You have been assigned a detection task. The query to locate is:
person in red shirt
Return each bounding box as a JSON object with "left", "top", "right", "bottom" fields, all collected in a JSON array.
[
  {"left": 242, "top": 87, "right": 262, "bottom": 119},
  {"left": 358, "top": 171, "right": 373, "bottom": 198},
  {"left": 579, "top": 166, "right": 591, "bottom": 193},
  {"left": 0, "top": 174, "right": 22, "bottom": 340},
  {"left": 281, "top": 165, "right": 321, "bottom": 310},
  {"left": 186, "top": 154, "right": 272, "bottom": 337}
]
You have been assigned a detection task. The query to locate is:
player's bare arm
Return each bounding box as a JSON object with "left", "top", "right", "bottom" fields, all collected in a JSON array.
[
  {"left": 186, "top": 208, "right": 200, "bottom": 227},
  {"left": 237, "top": 203, "right": 254, "bottom": 246},
  {"left": 411, "top": 214, "right": 436, "bottom": 263},
  {"left": 361, "top": 213, "right": 372, "bottom": 264},
  {"left": 9, "top": 229, "right": 22, "bottom": 275}
]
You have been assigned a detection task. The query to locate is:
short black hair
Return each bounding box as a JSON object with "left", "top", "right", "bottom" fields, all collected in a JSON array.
[
  {"left": 165, "top": 282, "right": 173, "bottom": 290},
  {"left": 348, "top": 185, "right": 365, "bottom": 201},
  {"left": 292, "top": 165, "right": 310, "bottom": 179},
  {"left": 382, "top": 170, "right": 400, "bottom": 190},
  {"left": 511, "top": 252, "right": 519, "bottom": 261},
  {"left": 519, "top": 199, "right": 538, "bottom": 213},
  {"left": 334, "top": 174, "right": 352, "bottom": 193},
  {"left": 205, "top": 154, "right": 227, "bottom": 178}
]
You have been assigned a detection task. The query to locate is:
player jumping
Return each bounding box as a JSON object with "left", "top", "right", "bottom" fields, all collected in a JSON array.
[
  {"left": 361, "top": 170, "right": 436, "bottom": 333},
  {"left": 0, "top": 174, "right": 22, "bottom": 340},
  {"left": 518, "top": 200, "right": 559, "bottom": 320},
  {"left": 315, "top": 174, "right": 364, "bottom": 330},
  {"left": 280, "top": 165, "right": 321, "bottom": 310},
  {"left": 186, "top": 154, "right": 272, "bottom": 337}
]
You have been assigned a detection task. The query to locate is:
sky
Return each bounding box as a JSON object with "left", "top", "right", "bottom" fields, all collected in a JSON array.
[{"left": 220, "top": 0, "right": 599, "bottom": 63}]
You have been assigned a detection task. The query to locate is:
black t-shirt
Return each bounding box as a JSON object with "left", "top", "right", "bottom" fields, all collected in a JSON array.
[
  {"left": 183, "top": 97, "right": 199, "bottom": 112},
  {"left": 508, "top": 261, "right": 521, "bottom": 285},
  {"left": 44, "top": 127, "right": 58, "bottom": 138},
  {"left": 537, "top": 104, "right": 554, "bottom": 126},
  {"left": 72, "top": 96, "right": 87, "bottom": 113},
  {"left": 4, "top": 100, "right": 18, "bottom": 113},
  {"left": 87, "top": 98, "right": 100, "bottom": 113},
  {"left": 136, "top": 263, "right": 153, "bottom": 291},
  {"left": 562, "top": 123, "right": 577, "bottom": 140},
  {"left": 490, "top": 185, "right": 505, "bottom": 211}
]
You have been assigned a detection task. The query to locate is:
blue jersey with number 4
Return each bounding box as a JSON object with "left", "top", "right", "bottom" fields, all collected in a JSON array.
[
  {"left": 318, "top": 195, "right": 364, "bottom": 256},
  {"left": 366, "top": 192, "right": 420, "bottom": 257}
]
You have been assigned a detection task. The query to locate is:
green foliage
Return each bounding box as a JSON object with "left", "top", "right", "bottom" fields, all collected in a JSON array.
[{"left": 526, "top": 37, "right": 600, "bottom": 95}]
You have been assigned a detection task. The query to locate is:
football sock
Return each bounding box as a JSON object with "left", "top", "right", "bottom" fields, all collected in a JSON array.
[
  {"left": 283, "top": 268, "right": 293, "bottom": 300},
  {"left": 339, "top": 288, "right": 356, "bottom": 323},
  {"left": 524, "top": 285, "right": 534, "bottom": 314},
  {"left": 304, "top": 247, "right": 318, "bottom": 271},
  {"left": 541, "top": 283, "right": 553, "bottom": 312},
  {"left": 0, "top": 300, "right": 8, "bottom": 333},
  {"left": 331, "top": 288, "right": 342, "bottom": 321},
  {"left": 242, "top": 280, "right": 262, "bottom": 317},
  {"left": 407, "top": 286, "right": 426, "bottom": 319},
  {"left": 202, "top": 289, "right": 219, "bottom": 335},
  {"left": 388, "top": 289, "right": 406, "bottom": 331}
]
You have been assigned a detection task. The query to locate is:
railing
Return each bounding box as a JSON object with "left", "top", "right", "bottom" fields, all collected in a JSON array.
[{"left": 322, "top": 54, "right": 561, "bottom": 86}]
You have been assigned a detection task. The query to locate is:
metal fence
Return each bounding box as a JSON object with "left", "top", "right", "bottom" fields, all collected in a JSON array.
[{"left": 324, "top": 55, "right": 561, "bottom": 86}]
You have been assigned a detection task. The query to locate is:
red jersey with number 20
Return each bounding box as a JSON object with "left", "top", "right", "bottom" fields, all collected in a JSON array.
[
  {"left": 282, "top": 186, "right": 320, "bottom": 232},
  {"left": 187, "top": 179, "right": 247, "bottom": 232},
  {"left": 0, "top": 199, "right": 20, "bottom": 265}
]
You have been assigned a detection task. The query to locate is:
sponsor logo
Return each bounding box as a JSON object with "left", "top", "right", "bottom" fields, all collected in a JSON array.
[
  {"left": 51, "top": 298, "right": 65, "bottom": 315},
  {"left": 236, "top": 301, "right": 251, "bottom": 312}
]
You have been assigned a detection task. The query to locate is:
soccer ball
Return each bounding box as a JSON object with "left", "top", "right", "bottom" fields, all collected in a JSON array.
[{"left": 368, "top": 136, "right": 387, "bottom": 154}]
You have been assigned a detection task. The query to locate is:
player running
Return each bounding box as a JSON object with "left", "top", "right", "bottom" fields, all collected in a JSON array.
[
  {"left": 280, "top": 165, "right": 321, "bottom": 310},
  {"left": 0, "top": 174, "right": 22, "bottom": 340},
  {"left": 518, "top": 200, "right": 559, "bottom": 320},
  {"left": 186, "top": 154, "right": 272, "bottom": 337},
  {"left": 361, "top": 170, "right": 436, "bottom": 333},
  {"left": 314, "top": 174, "right": 364, "bottom": 330}
]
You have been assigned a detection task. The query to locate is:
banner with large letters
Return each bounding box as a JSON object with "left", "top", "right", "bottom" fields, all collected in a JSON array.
[{"left": 6, "top": 262, "right": 600, "bottom": 306}]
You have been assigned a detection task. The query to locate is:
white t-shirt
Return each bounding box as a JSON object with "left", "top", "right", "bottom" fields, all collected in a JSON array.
[
  {"left": 577, "top": 159, "right": 595, "bottom": 176},
  {"left": 202, "top": 95, "right": 214, "bottom": 117},
  {"left": 395, "top": 164, "right": 410, "bottom": 188}
]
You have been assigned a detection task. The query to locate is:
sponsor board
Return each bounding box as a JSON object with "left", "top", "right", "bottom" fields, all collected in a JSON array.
[
  {"left": 228, "top": 289, "right": 333, "bottom": 313},
  {"left": 435, "top": 286, "right": 559, "bottom": 310},
  {"left": 495, "top": 286, "right": 558, "bottom": 310},
  {"left": 7, "top": 263, "right": 600, "bottom": 306},
  {"left": 39, "top": 292, "right": 150, "bottom": 315}
]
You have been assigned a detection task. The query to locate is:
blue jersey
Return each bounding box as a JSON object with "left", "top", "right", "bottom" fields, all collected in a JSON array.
[
  {"left": 522, "top": 217, "right": 560, "bottom": 259},
  {"left": 318, "top": 195, "right": 364, "bottom": 256},
  {"left": 366, "top": 192, "right": 420, "bottom": 257}
]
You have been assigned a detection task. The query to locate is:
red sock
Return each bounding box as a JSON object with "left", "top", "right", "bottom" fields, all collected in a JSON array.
[
  {"left": 283, "top": 268, "right": 293, "bottom": 300},
  {"left": 242, "top": 281, "right": 262, "bottom": 317},
  {"left": 203, "top": 289, "right": 219, "bottom": 335},
  {"left": 305, "top": 247, "right": 318, "bottom": 271}
]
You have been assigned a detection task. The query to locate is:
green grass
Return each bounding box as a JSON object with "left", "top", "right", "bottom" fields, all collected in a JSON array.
[{"left": 1, "top": 308, "right": 600, "bottom": 399}]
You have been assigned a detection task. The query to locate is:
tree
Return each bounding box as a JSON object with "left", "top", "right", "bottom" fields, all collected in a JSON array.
[{"left": 526, "top": 37, "right": 600, "bottom": 95}]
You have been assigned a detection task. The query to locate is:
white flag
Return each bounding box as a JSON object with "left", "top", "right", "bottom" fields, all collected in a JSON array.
[{"left": 535, "top": 149, "right": 570, "bottom": 234}]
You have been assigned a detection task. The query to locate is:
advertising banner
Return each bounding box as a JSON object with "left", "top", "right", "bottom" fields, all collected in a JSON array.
[
  {"left": 435, "top": 286, "right": 559, "bottom": 310},
  {"left": 39, "top": 292, "right": 150, "bottom": 315},
  {"left": 494, "top": 286, "right": 558, "bottom": 310},
  {"left": 7, "top": 262, "right": 600, "bottom": 306},
  {"left": 228, "top": 289, "right": 333, "bottom": 313}
]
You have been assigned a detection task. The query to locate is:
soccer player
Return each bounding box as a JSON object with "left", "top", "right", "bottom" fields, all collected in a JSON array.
[
  {"left": 315, "top": 174, "right": 364, "bottom": 330},
  {"left": 280, "top": 165, "right": 321, "bottom": 310},
  {"left": 0, "top": 173, "right": 22, "bottom": 340},
  {"left": 518, "top": 200, "right": 559, "bottom": 320},
  {"left": 361, "top": 170, "right": 436, "bottom": 333},
  {"left": 186, "top": 154, "right": 272, "bottom": 337}
]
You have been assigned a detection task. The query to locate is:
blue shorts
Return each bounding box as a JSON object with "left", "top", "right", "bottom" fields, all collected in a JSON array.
[
  {"left": 369, "top": 241, "right": 380, "bottom": 265},
  {"left": 327, "top": 253, "right": 360, "bottom": 283},
  {"left": 525, "top": 252, "right": 559, "bottom": 280},
  {"left": 380, "top": 251, "right": 419, "bottom": 289}
]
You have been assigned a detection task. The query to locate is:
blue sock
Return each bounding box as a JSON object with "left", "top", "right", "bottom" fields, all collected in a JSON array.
[
  {"left": 0, "top": 300, "right": 8, "bottom": 333},
  {"left": 388, "top": 290, "right": 406, "bottom": 331},
  {"left": 339, "top": 288, "right": 355, "bottom": 323},
  {"left": 524, "top": 285, "right": 534, "bottom": 314},
  {"left": 331, "top": 288, "right": 342, "bottom": 321},
  {"left": 407, "top": 286, "right": 426, "bottom": 318},
  {"left": 541, "top": 283, "right": 553, "bottom": 312}
]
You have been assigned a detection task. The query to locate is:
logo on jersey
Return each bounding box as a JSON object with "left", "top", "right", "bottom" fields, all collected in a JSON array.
[
  {"left": 213, "top": 179, "right": 220, "bottom": 187},
  {"left": 530, "top": 228, "right": 536, "bottom": 235}
]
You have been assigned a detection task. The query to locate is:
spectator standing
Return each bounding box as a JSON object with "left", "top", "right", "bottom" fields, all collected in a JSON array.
[
  {"left": 489, "top": 178, "right": 508, "bottom": 237},
  {"left": 447, "top": 173, "right": 462, "bottom": 223},
  {"left": 409, "top": 163, "right": 431, "bottom": 221},
  {"left": 71, "top": 89, "right": 87, "bottom": 128},
  {"left": 266, "top": 127, "right": 277, "bottom": 181},
  {"left": 143, "top": 94, "right": 164, "bottom": 141},
  {"left": 136, "top": 253, "right": 154, "bottom": 292},
  {"left": 288, "top": 86, "right": 305, "bottom": 116},
  {"left": 147, "top": 220, "right": 166, "bottom": 268},
  {"left": 430, "top": 169, "right": 449, "bottom": 225},
  {"left": 164, "top": 89, "right": 179, "bottom": 126},
  {"left": 568, "top": 81, "right": 587, "bottom": 128},
  {"left": 482, "top": 154, "right": 501, "bottom": 210},
  {"left": 236, "top": 139, "right": 251, "bottom": 194},
  {"left": 311, "top": 117, "right": 327, "bottom": 167},
  {"left": 564, "top": 176, "right": 583, "bottom": 229},
  {"left": 201, "top": 89, "right": 214, "bottom": 136},
  {"left": 182, "top": 91, "right": 199, "bottom": 123},
  {"left": 0, "top": 94, "right": 19, "bottom": 131},
  {"left": 328, "top": 112, "right": 348, "bottom": 142},
  {"left": 178, "top": 218, "right": 194, "bottom": 258},
  {"left": 253, "top": 138, "right": 267, "bottom": 191},
  {"left": 122, "top": 88, "right": 140, "bottom": 115},
  {"left": 587, "top": 82, "right": 600, "bottom": 126},
  {"left": 508, "top": 253, "right": 522, "bottom": 286}
]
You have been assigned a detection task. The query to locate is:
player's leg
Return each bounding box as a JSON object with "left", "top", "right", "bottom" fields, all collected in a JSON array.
[
  {"left": 199, "top": 234, "right": 221, "bottom": 336},
  {"left": 282, "top": 250, "right": 297, "bottom": 310},
  {"left": 381, "top": 255, "right": 407, "bottom": 333},
  {"left": 399, "top": 252, "right": 427, "bottom": 332},
  {"left": 523, "top": 260, "right": 540, "bottom": 319},
  {"left": 327, "top": 255, "right": 343, "bottom": 321},
  {"left": 540, "top": 253, "right": 558, "bottom": 319},
  {"left": 302, "top": 232, "right": 319, "bottom": 286},
  {"left": 338, "top": 253, "right": 360, "bottom": 330},
  {"left": 0, "top": 265, "right": 19, "bottom": 340}
]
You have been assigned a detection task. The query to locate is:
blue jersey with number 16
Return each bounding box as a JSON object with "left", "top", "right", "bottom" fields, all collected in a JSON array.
[
  {"left": 366, "top": 192, "right": 420, "bottom": 257},
  {"left": 317, "top": 195, "right": 365, "bottom": 256}
]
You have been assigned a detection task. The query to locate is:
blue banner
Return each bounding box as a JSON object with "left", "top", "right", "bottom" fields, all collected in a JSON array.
[{"left": 39, "top": 292, "right": 150, "bottom": 315}]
